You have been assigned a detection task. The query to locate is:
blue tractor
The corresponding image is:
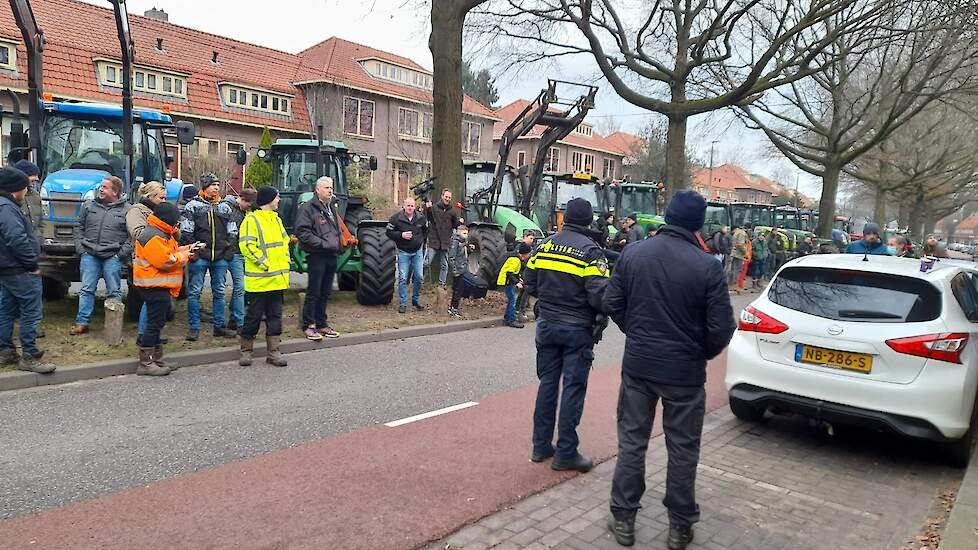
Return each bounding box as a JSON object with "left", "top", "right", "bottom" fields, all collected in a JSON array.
[{"left": 4, "top": 0, "right": 196, "bottom": 298}]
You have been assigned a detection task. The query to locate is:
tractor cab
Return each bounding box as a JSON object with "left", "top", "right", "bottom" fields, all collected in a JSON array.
[
  {"left": 462, "top": 160, "right": 542, "bottom": 245},
  {"left": 611, "top": 181, "right": 665, "bottom": 234},
  {"left": 533, "top": 172, "right": 602, "bottom": 234},
  {"left": 703, "top": 201, "right": 732, "bottom": 240}
]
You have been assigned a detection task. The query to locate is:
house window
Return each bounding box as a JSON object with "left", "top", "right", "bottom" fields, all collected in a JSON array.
[
  {"left": 344, "top": 97, "right": 375, "bottom": 137},
  {"left": 162, "top": 76, "right": 172, "bottom": 93},
  {"left": 147, "top": 74, "right": 157, "bottom": 90},
  {"left": 229, "top": 89, "right": 238, "bottom": 104},
  {"left": 96, "top": 61, "right": 187, "bottom": 99},
  {"left": 517, "top": 151, "right": 526, "bottom": 167},
  {"left": 0, "top": 43, "right": 12, "bottom": 70},
  {"left": 135, "top": 71, "right": 144, "bottom": 88},
  {"left": 422, "top": 112, "right": 433, "bottom": 140},
  {"left": 174, "top": 79, "right": 183, "bottom": 95},
  {"left": 106, "top": 65, "right": 117, "bottom": 83},
  {"left": 226, "top": 141, "right": 245, "bottom": 163},
  {"left": 603, "top": 158, "right": 615, "bottom": 179},
  {"left": 398, "top": 108, "right": 421, "bottom": 138},
  {"left": 576, "top": 124, "right": 593, "bottom": 137},
  {"left": 365, "top": 60, "right": 433, "bottom": 90},
  {"left": 191, "top": 138, "right": 221, "bottom": 158},
  {"left": 260, "top": 95, "right": 268, "bottom": 109},
  {"left": 462, "top": 121, "right": 481, "bottom": 154},
  {"left": 584, "top": 153, "right": 594, "bottom": 174},
  {"left": 281, "top": 99, "right": 288, "bottom": 113},
  {"left": 272, "top": 97, "right": 280, "bottom": 111},
  {"left": 546, "top": 147, "right": 560, "bottom": 172},
  {"left": 252, "top": 93, "right": 259, "bottom": 108},
  {"left": 572, "top": 151, "right": 584, "bottom": 172}
]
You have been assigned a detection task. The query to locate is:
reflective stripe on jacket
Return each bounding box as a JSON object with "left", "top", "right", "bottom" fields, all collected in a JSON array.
[
  {"left": 133, "top": 214, "right": 190, "bottom": 297},
  {"left": 497, "top": 254, "right": 524, "bottom": 287},
  {"left": 239, "top": 209, "right": 291, "bottom": 293}
]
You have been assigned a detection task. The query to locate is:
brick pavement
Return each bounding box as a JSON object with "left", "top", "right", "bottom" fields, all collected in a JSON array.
[{"left": 426, "top": 408, "right": 963, "bottom": 550}]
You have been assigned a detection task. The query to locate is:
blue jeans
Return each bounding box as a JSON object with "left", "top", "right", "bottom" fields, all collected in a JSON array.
[
  {"left": 229, "top": 254, "right": 245, "bottom": 327},
  {"left": 396, "top": 249, "right": 424, "bottom": 307},
  {"left": 427, "top": 248, "right": 450, "bottom": 286},
  {"left": 75, "top": 253, "right": 123, "bottom": 326},
  {"left": 0, "top": 273, "right": 43, "bottom": 356},
  {"left": 187, "top": 258, "right": 229, "bottom": 331},
  {"left": 533, "top": 319, "right": 594, "bottom": 460},
  {"left": 504, "top": 285, "right": 518, "bottom": 322}
]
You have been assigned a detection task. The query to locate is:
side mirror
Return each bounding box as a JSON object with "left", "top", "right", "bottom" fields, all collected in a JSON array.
[
  {"left": 235, "top": 149, "right": 247, "bottom": 166},
  {"left": 9, "top": 122, "right": 27, "bottom": 150},
  {"left": 369, "top": 155, "right": 378, "bottom": 171},
  {"left": 174, "top": 121, "right": 196, "bottom": 145}
]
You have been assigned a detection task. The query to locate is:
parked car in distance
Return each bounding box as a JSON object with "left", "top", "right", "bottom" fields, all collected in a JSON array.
[{"left": 726, "top": 254, "right": 978, "bottom": 467}]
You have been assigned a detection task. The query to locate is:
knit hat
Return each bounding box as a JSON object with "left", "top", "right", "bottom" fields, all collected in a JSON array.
[
  {"left": 199, "top": 173, "right": 219, "bottom": 188},
  {"left": 12, "top": 160, "right": 39, "bottom": 178},
  {"left": 516, "top": 242, "right": 532, "bottom": 255},
  {"left": 0, "top": 167, "right": 29, "bottom": 193},
  {"left": 665, "top": 190, "right": 707, "bottom": 233},
  {"left": 564, "top": 198, "right": 593, "bottom": 226},
  {"left": 863, "top": 223, "right": 881, "bottom": 237},
  {"left": 153, "top": 201, "right": 181, "bottom": 227},
  {"left": 256, "top": 186, "right": 279, "bottom": 207},
  {"left": 181, "top": 185, "right": 198, "bottom": 201}
]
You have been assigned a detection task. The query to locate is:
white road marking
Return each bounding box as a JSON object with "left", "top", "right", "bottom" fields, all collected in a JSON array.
[{"left": 384, "top": 401, "right": 479, "bottom": 428}]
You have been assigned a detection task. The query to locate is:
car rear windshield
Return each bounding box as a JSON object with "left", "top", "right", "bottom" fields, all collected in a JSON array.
[{"left": 768, "top": 267, "right": 941, "bottom": 322}]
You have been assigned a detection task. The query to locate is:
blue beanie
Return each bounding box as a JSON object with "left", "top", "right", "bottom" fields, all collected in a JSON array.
[
  {"left": 862, "top": 223, "right": 881, "bottom": 238},
  {"left": 565, "top": 198, "right": 593, "bottom": 226},
  {"left": 665, "top": 190, "right": 707, "bottom": 233},
  {"left": 12, "top": 160, "right": 39, "bottom": 178}
]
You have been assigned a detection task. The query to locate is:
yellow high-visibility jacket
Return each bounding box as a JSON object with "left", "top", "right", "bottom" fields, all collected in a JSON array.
[{"left": 239, "top": 209, "right": 290, "bottom": 293}]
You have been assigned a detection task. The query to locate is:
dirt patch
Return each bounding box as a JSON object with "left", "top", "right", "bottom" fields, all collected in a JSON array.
[{"left": 1, "top": 286, "right": 511, "bottom": 369}]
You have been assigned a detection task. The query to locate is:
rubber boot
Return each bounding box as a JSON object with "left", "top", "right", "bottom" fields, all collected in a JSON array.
[
  {"left": 265, "top": 335, "right": 288, "bottom": 367},
  {"left": 154, "top": 345, "right": 176, "bottom": 371},
  {"left": 137, "top": 347, "right": 170, "bottom": 376},
  {"left": 239, "top": 336, "right": 254, "bottom": 366}
]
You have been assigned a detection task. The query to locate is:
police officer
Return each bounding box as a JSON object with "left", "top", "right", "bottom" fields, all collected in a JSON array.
[{"left": 524, "top": 197, "right": 609, "bottom": 473}]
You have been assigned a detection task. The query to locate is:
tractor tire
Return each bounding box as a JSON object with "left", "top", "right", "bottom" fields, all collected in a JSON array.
[
  {"left": 468, "top": 226, "right": 507, "bottom": 289},
  {"left": 356, "top": 226, "right": 396, "bottom": 306},
  {"left": 41, "top": 276, "right": 68, "bottom": 301},
  {"left": 338, "top": 272, "right": 357, "bottom": 291},
  {"left": 340, "top": 207, "right": 374, "bottom": 292}
]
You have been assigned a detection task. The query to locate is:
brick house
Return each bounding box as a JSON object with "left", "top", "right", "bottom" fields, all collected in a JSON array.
[
  {"left": 492, "top": 100, "right": 626, "bottom": 182},
  {"left": 0, "top": 0, "right": 496, "bottom": 200},
  {"left": 691, "top": 163, "right": 775, "bottom": 203},
  {"left": 604, "top": 131, "right": 645, "bottom": 181}
]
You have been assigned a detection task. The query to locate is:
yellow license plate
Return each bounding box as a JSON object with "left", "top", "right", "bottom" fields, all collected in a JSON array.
[{"left": 796, "top": 344, "right": 873, "bottom": 373}]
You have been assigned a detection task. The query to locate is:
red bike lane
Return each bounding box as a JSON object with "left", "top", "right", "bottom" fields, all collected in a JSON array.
[{"left": 0, "top": 354, "right": 727, "bottom": 550}]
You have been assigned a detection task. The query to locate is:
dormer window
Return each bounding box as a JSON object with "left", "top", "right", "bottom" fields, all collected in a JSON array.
[
  {"left": 575, "top": 124, "right": 593, "bottom": 137},
  {"left": 361, "top": 58, "right": 432, "bottom": 90},
  {"left": 95, "top": 59, "right": 188, "bottom": 99},
  {"left": 0, "top": 40, "right": 15, "bottom": 71},
  {"left": 220, "top": 83, "right": 292, "bottom": 116}
]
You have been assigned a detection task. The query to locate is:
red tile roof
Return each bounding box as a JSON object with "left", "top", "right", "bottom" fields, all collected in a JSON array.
[
  {"left": 295, "top": 37, "right": 498, "bottom": 120},
  {"left": 604, "top": 131, "right": 643, "bottom": 156},
  {"left": 691, "top": 164, "right": 777, "bottom": 193},
  {"left": 491, "top": 99, "right": 625, "bottom": 157}
]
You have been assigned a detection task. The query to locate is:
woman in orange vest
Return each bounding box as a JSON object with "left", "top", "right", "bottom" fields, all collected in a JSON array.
[{"left": 132, "top": 202, "right": 200, "bottom": 376}]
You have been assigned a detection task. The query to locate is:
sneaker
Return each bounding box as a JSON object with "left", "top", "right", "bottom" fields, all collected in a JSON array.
[
  {"left": 318, "top": 327, "right": 339, "bottom": 338},
  {"left": 17, "top": 353, "right": 55, "bottom": 374},
  {"left": 447, "top": 308, "right": 462, "bottom": 319},
  {"left": 213, "top": 327, "right": 237, "bottom": 338},
  {"left": 607, "top": 516, "right": 636, "bottom": 547},
  {"left": 667, "top": 525, "right": 694, "bottom": 550},
  {"left": 0, "top": 348, "right": 19, "bottom": 366},
  {"left": 398, "top": 305, "right": 407, "bottom": 314},
  {"left": 505, "top": 319, "right": 525, "bottom": 329},
  {"left": 551, "top": 453, "right": 593, "bottom": 473},
  {"left": 530, "top": 448, "right": 554, "bottom": 463},
  {"left": 186, "top": 330, "right": 199, "bottom": 342},
  {"left": 304, "top": 327, "right": 323, "bottom": 341}
]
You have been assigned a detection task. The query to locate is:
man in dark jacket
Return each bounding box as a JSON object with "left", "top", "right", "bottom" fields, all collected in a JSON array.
[
  {"left": 12, "top": 160, "right": 42, "bottom": 237},
  {"left": 604, "top": 191, "right": 735, "bottom": 550},
  {"left": 0, "top": 168, "right": 54, "bottom": 373},
  {"left": 180, "top": 175, "right": 238, "bottom": 340},
  {"left": 70, "top": 175, "right": 131, "bottom": 335},
  {"left": 387, "top": 197, "right": 428, "bottom": 314},
  {"left": 222, "top": 187, "right": 255, "bottom": 332},
  {"left": 425, "top": 188, "right": 460, "bottom": 287},
  {"left": 615, "top": 215, "right": 643, "bottom": 249},
  {"left": 296, "top": 176, "right": 342, "bottom": 341},
  {"left": 846, "top": 223, "right": 891, "bottom": 255},
  {"left": 525, "top": 198, "right": 609, "bottom": 474}
]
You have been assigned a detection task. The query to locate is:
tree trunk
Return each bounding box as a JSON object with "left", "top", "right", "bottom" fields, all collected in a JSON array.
[
  {"left": 429, "top": 3, "right": 466, "bottom": 201},
  {"left": 908, "top": 200, "right": 924, "bottom": 239},
  {"left": 922, "top": 202, "right": 936, "bottom": 238},
  {"left": 898, "top": 200, "right": 910, "bottom": 230},
  {"left": 873, "top": 187, "right": 887, "bottom": 226},
  {"left": 816, "top": 163, "right": 842, "bottom": 239},
  {"left": 664, "top": 115, "right": 688, "bottom": 201}
]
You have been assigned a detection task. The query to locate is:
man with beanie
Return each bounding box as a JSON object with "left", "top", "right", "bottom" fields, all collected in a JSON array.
[
  {"left": 133, "top": 202, "right": 196, "bottom": 376},
  {"left": 604, "top": 190, "right": 735, "bottom": 550},
  {"left": 0, "top": 168, "right": 54, "bottom": 373},
  {"left": 70, "top": 175, "right": 131, "bottom": 335},
  {"left": 496, "top": 241, "right": 532, "bottom": 328},
  {"left": 238, "top": 187, "right": 290, "bottom": 367},
  {"left": 846, "top": 223, "right": 891, "bottom": 255},
  {"left": 12, "top": 160, "right": 42, "bottom": 236},
  {"left": 180, "top": 175, "right": 237, "bottom": 341},
  {"left": 524, "top": 197, "right": 609, "bottom": 473}
]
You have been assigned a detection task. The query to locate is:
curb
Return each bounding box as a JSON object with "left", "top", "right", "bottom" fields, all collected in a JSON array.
[
  {"left": 0, "top": 317, "right": 506, "bottom": 393},
  {"left": 940, "top": 451, "right": 978, "bottom": 550}
]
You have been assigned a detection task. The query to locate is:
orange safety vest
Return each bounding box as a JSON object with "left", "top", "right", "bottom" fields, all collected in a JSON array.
[{"left": 133, "top": 214, "right": 191, "bottom": 297}]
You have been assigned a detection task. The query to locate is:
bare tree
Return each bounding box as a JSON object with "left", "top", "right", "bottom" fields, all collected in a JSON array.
[
  {"left": 470, "top": 0, "right": 890, "bottom": 199},
  {"left": 594, "top": 115, "right": 622, "bottom": 137},
  {"left": 735, "top": 1, "right": 978, "bottom": 237}
]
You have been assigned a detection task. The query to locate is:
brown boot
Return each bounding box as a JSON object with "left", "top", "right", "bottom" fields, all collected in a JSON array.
[
  {"left": 153, "top": 346, "right": 176, "bottom": 371},
  {"left": 239, "top": 336, "right": 254, "bottom": 366},
  {"left": 137, "top": 347, "right": 170, "bottom": 376},
  {"left": 265, "top": 335, "right": 287, "bottom": 367},
  {"left": 69, "top": 324, "right": 89, "bottom": 335}
]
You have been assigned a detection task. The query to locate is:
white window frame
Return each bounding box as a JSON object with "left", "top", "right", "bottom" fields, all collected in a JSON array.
[
  {"left": 398, "top": 107, "right": 421, "bottom": 138},
  {"left": 546, "top": 147, "right": 560, "bottom": 172},
  {"left": 96, "top": 60, "right": 187, "bottom": 99},
  {"left": 344, "top": 96, "right": 376, "bottom": 138},
  {"left": 226, "top": 141, "right": 246, "bottom": 162},
  {"left": 571, "top": 151, "right": 584, "bottom": 172},
  {"left": 0, "top": 42, "right": 14, "bottom": 71},
  {"left": 192, "top": 137, "right": 221, "bottom": 158},
  {"left": 422, "top": 112, "right": 433, "bottom": 140},
  {"left": 462, "top": 120, "right": 482, "bottom": 155},
  {"left": 603, "top": 158, "right": 614, "bottom": 179},
  {"left": 517, "top": 151, "right": 526, "bottom": 167},
  {"left": 220, "top": 84, "right": 292, "bottom": 116},
  {"left": 584, "top": 153, "right": 595, "bottom": 174}
]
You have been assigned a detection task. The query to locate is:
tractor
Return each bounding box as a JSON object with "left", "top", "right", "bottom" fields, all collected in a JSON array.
[
  {"left": 607, "top": 181, "right": 666, "bottom": 235},
  {"left": 530, "top": 172, "right": 604, "bottom": 234},
  {"left": 256, "top": 139, "right": 396, "bottom": 306},
  {"left": 5, "top": 0, "right": 197, "bottom": 300}
]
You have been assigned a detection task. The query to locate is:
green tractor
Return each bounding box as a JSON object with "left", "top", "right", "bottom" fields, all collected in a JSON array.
[
  {"left": 731, "top": 202, "right": 794, "bottom": 250},
  {"left": 607, "top": 181, "right": 666, "bottom": 235},
  {"left": 530, "top": 172, "right": 605, "bottom": 234},
  {"left": 258, "top": 139, "right": 396, "bottom": 305}
]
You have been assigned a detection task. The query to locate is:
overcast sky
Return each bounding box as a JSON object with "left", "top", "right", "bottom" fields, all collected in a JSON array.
[{"left": 79, "top": 0, "right": 820, "bottom": 196}]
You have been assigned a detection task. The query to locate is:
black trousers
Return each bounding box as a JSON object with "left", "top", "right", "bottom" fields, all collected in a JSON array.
[
  {"left": 302, "top": 253, "right": 337, "bottom": 328},
  {"left": 242, "top": 290, "right": 284, "bottom": 339},
  {"left": 137, "top": 287, "right": 171, "bottom": 347},
  {"left": 451, "top": 275, "right": 464, "bottom": 308},
  {"left": 610, "top": 372, "right": 706, "bottom": 528}
]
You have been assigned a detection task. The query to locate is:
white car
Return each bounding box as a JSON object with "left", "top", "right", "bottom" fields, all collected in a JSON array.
[{"left": 726, "top": 254, "right": 978, "bottom": 466}]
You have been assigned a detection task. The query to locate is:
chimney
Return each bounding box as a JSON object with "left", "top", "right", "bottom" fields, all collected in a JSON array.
[
  {"left": 211, "top": 51, "right": 219, "bottom": 64},
  {"left": 144, "top": 7, "right": 168, "bottom": 22},
  {"left": 156, "top": 38, "right": 164, "bottom": 52}
]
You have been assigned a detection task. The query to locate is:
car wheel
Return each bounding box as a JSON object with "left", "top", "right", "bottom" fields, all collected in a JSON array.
[{"left": 729, "top": 396, "right": 764, "bottom": 422}]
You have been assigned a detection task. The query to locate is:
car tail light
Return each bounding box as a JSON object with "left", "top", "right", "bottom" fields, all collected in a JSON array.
[
  {"left": 739, "top": 306, "right": 788, "bottom": 334},
  {"left": 886, "top": 333, "right": 969, "bottom": 364}
]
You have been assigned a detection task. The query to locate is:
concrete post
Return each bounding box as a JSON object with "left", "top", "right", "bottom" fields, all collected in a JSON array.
[{"left": 103, "top": 299, "right": 125, "bottom": 346}]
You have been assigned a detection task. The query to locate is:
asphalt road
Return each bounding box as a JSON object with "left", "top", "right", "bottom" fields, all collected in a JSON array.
[{"left": 0, "top": 292, "right": 756, "bottom": 520}]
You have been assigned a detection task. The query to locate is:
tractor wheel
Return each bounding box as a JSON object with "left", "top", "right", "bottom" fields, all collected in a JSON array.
[
  {"left": 340, "top": 207, "right": 374, "bottom": 292},
  {"left": 338, "top": 272, "right": 357, "bottom": 291},
  {"left": 41, "top": 276, "right": 68, "bottom": 301},
  {"left": 468, "top": 226, "right": 507, "bottom": 289},
  {"left": 356, "top": 226, "right": 396, "bottom": 306}
]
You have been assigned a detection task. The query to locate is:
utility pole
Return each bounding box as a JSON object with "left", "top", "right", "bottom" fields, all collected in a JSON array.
[
  {"left": 708, "top": 140, "right": 719, "bottom": 199},
  {"left": 794, "top": 172, "right": 800, "bottom": 209}
]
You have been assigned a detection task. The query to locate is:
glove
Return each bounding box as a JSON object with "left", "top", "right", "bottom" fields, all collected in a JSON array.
[{"left": 592, "top": 314, "right": 609, "bottom": 345}]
